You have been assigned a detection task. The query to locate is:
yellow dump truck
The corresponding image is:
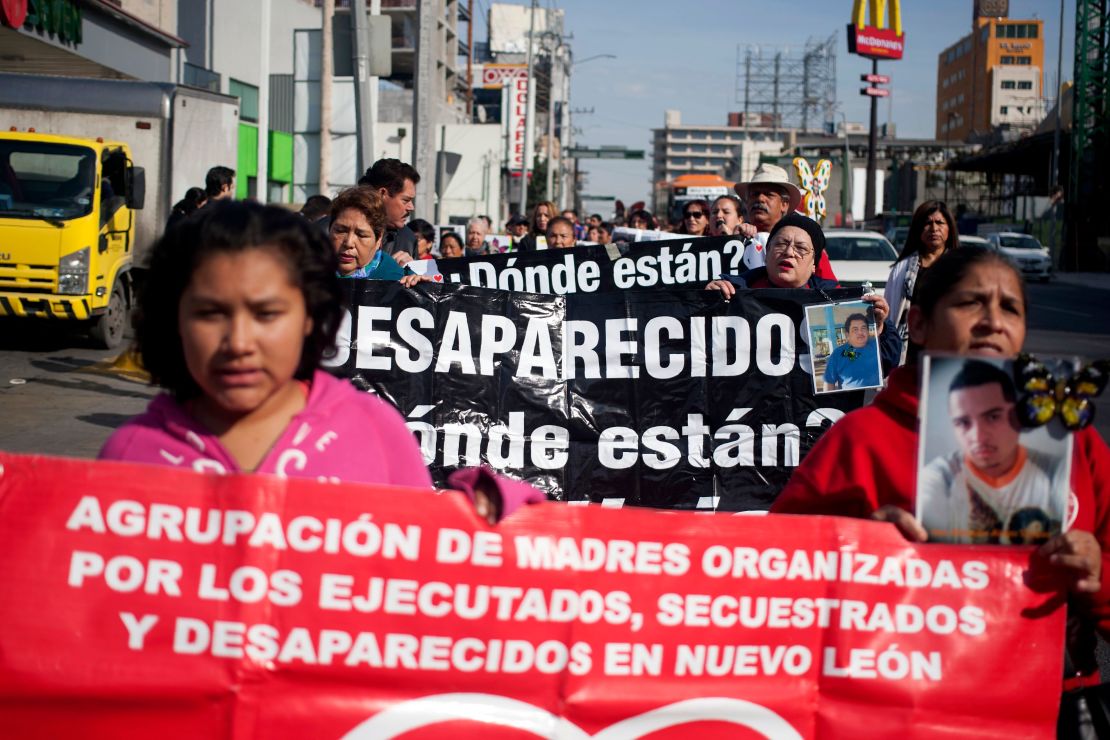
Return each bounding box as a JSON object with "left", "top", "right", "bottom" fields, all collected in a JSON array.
[
  {"left": 0, "top": 73, "right": 239, "bottom": 348},
  {"left": 0, "top": 131, "right": 144, "bottom": 347}
]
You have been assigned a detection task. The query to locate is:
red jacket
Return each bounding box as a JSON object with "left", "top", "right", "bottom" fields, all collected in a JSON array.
[{"left": 772, "top": 364, "right": 1110, "bottom": 636}]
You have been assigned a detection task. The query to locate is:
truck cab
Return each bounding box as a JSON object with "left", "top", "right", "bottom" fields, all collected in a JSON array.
[{"left": 0, "top": 131, "right": 144, "bottom": 348}]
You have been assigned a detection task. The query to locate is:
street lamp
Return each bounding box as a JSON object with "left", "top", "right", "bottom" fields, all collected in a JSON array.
[
  {"left": 573, "top": 53, "right": 617, "bottom": 67},
  {"left": 558, "top": 53, "right": 616, "bottom": 209}
]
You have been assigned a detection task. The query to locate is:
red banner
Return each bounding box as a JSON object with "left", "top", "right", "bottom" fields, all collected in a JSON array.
[{"left": 0, "top": 453, "right": 1064, "bottom": 738}]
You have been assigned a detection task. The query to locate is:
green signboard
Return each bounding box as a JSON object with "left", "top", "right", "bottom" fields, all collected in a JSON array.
[
  {"left": 566, "top": 148, "right": 645, "bottom": 160},
  {"left": 24, "top": 0, "right": 82, "bottom": 46}
]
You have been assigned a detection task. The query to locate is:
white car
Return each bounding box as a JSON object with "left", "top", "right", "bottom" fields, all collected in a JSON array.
[
  {"left": 959, "top": 235, "right": 991, "bottom": 248},
  {"left": 886, "top": 226, "right": 909, "bottom": 252},
  {"left": 823, "top": 229, "right": 899, "bottom": 289},
  {"left": 985, "top": 232, "right": 1053, "bottom": 281}
]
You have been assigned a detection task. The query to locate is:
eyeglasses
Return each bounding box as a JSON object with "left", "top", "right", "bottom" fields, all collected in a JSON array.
[
  {"left": 684, "top": 211, "right": 707, "bottom": 219},
  {"left": 769, "top": 241, "right": 814, "bottom": 259}
]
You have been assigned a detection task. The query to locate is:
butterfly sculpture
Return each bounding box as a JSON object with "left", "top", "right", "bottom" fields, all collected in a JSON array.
[
  {"left": 1013, "top": 354, "right": 1110, "bottom": 431},
  {"left": 793, "top": 157, "right": 832, "bottom": 223}
]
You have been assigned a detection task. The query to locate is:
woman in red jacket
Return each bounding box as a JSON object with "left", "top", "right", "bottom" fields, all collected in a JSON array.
[{"left": 771, "top": 246, "right": 1110, "bottom": 682}]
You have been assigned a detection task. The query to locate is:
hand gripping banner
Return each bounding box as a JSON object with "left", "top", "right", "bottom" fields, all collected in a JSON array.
[
  {"left": 0, "top": 453, "right": 1065, "bottom": 738},
  {"left": 327, "top": 281, "right": 865, "bottom": 511}
]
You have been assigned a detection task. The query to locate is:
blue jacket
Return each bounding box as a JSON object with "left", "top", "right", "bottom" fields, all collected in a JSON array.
[{"left": 722, "top": 267, "right": 903, "bottom": 375}]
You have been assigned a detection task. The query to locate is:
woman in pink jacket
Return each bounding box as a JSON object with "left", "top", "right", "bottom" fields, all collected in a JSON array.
[{"left": 100, "top": 201, "right": 543, "bottom": 522}]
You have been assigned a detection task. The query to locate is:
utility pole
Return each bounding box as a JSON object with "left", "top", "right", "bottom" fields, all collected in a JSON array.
[
  {"left": 519, "top": 0, "right": 538, "bottom": 216},
  {"left": 351, "top": 0, "right": 372, "bottom": 175},
  {"left": 544, "top": 35, "right": 561, "bottom": 203},
  {"left": 369, "top": 1, "right": 381, "bottom": 166},
  {"left": 320, "top": 0, "right": 333, "bottom": 195},
  {"left": 864, "top": 58, "right": 878, "bottom": 221},
  {"left": 257, "top": 0, "right": 271, "bottom": 202},
  {"left": 412, "top": 0, "right": 437, "bottom": 220},
  {"left": 839, "top": 113, "right": 851, "bottom": 226},
  {"left": 1048, "top": 0, "right": 1064, "bottom": 266},
  {"left": 466, "top": 0, "right": 474, "bottom": 118},
  {"left": 944, "top": 113, "right": 953, "bottom": 204}
]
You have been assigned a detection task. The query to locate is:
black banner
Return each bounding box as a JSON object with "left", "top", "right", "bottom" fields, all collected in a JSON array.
[
  {"left": 433, "top": 235, "right": 750, "bottom": 294},
  {"left": 326, "top": 281, "right": 865, "bottom": 512}
]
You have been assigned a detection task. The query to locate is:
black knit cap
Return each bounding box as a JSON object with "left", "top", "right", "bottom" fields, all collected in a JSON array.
[{"left": 767, "top": 212, "right": 826, "bottom": 263}]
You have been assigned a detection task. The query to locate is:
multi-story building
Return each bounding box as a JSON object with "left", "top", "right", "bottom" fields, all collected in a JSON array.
[
  {"left": 935, "top": 2, "right": 1044, "bottom": 141},
  {"left": 650, "top": 109, "right": 793, "bottom": 186}
]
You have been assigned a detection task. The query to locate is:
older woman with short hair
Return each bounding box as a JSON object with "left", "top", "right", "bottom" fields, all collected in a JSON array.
[
  {"left": 328, "top": 187, "right": 403, "bottom": 280},
  {"left": 706, "top": 212, "right": 900, "bottom": 371}
]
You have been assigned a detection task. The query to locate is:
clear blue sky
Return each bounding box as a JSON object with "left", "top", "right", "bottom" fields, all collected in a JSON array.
[{"left": 477, "top": 0, "right": 1075, "bottom": 210}]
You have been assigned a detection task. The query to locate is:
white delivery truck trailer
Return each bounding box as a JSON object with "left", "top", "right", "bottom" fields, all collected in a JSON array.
[{"left": 0, "top": 72, "right": 240, "bottom": 267}]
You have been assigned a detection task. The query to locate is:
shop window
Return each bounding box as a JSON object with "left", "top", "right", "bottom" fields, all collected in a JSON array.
[{"left": 229, "top": 79, "right": 260, "bottom": 123}]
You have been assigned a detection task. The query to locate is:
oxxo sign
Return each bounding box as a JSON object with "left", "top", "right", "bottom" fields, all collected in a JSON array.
[
  {"left": 1, "top": 0, "right": 83, "bottom": 46},
  {"left": 847, "top": 0, "right": 903, "bottom": 60}
]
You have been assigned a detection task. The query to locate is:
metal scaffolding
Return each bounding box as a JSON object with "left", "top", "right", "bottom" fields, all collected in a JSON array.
[
  {"left": 1067, "top": 0, "right": 1110, "bottom": 267},
  {"left": 735, "top": 34, "right": 837, "bottom": 134}
]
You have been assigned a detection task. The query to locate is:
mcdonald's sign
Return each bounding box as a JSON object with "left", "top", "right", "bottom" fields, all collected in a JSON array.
[{"left": 847, "top": 0, "right": 904, "bottom": 60}]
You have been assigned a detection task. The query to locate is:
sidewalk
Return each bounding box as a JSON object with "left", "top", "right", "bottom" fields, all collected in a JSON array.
[{"left": 1051, "top": 272, "right": 1110, "bottom": 291}]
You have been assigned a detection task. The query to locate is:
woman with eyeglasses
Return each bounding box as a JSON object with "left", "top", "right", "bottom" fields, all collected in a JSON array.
[
  {"left": 679, "top": 199, "right": 711, "bottom": 236},
  {"left": 885, "top": 200, "right": 960, "bottom": 365},
  {"left": 706, "top": 213, "right": 900, "bottom": 370}
]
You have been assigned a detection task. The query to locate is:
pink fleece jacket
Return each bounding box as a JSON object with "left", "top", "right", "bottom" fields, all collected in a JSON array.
[{"left": 99, "top": 371, "right": 545, "bottom": 519}]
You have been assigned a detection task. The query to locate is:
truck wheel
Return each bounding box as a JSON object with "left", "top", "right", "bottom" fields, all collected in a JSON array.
[{"left": 90, "top": 283, "right": 127, "bottom": 349}]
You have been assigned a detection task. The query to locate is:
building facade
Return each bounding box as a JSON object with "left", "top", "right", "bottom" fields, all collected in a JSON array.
[
  {"left": 935, "top": 4, "right": 1044, "bottom": 141},
  {"left": 650, "top": 109, "right": 793, "bottom": 186},
  {"left": 0, "top": 0, "right": 183, "bottom": 83}
]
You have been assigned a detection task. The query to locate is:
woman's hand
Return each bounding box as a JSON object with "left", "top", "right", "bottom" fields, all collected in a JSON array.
[
  {"left": 472, "top": 485, "right": 502, "bottom": 525},
  {"left": 737, "top": 223, "right": 758, "bottom": 238},
  {"left": 393, "top": 251, "right": 414, "bottom": 267},
  {"left": 706, "top": 279, "right": 736, "bottom": 299},
  {"left": 1032, "top": 530, "right": 1102, "bottom": 594},
  {"left": 871, "top": 505, "right": 928, "bottom": 542},
  {"left": 863, "top": 294, "right": 890, "bottom": 333},
  {"left": 399, "top": 274, "right": 434, "bottom": 288}
]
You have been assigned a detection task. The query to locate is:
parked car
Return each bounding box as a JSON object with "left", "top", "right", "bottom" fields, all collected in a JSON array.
[
  {"left": 985, "top": 232, "right": 1053, "bottom": 282},
  {"left": 958, "top": 234, "right": 992, "bottom": 248},
  {"left": 823, "top": 229, "right": 899, "bottom": 289},
  {"left": 885, "top": 226, "right": 909, "bottom": 253}
]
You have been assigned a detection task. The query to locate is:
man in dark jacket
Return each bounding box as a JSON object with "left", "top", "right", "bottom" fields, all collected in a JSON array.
[{"left": 358, "top": 158, "right": 420, "bottom": 260}]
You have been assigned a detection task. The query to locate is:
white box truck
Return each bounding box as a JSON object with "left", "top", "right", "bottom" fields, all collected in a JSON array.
[{"left": 0, "top": 73, "right": 239, "bottom": 346}]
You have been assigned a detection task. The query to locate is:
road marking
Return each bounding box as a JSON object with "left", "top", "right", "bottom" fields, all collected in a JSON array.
[{"left": 1037, "top": 305, "right": 1091, "bottom": 317}]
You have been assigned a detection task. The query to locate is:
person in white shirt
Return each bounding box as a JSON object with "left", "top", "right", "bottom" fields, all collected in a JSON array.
[{"left": 919, "top": 359, "right": 1066, "bottom": 544}]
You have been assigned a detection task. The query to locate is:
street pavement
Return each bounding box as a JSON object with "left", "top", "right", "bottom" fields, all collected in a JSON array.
[
  {"left": 0, "top": 275, "right": 1108, "bottom": 459},
  {"left": 0, "top": 320, "right": 155, "bottom": 459}
]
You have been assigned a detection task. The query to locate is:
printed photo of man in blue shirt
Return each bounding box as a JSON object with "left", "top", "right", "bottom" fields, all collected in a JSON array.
[{"left": 822, "top": 312, "right": 881, "bottom": 391}]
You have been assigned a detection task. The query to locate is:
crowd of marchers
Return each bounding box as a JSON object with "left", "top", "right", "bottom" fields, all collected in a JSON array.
[{"left": 113, "top": 153, "right": 1110, "bottom": 737}]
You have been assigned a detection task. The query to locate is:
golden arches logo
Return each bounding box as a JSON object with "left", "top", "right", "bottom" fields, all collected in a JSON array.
[{"left": 852, "top": 0, "right": 903, "bottom": 36}]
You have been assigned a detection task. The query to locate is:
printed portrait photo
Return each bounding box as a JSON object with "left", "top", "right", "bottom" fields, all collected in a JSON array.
[
  {"left": 916, "top": 354, "right": 1073, "bottom": 545},
  {"left": 804, "top": 300, "right": 883, "bottom": 395}
]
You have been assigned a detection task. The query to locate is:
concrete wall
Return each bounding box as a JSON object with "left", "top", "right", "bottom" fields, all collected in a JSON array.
[{"left": 120, "top": 0, "right": 178, "bottom": 36}]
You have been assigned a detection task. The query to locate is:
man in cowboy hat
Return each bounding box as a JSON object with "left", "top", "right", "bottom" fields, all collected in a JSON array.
[
  {"left": 733, "top": 162, "right": 837, "bottom": 279},
  {"left": 734, "top": 163, "right": 802, "bottom": 234}
]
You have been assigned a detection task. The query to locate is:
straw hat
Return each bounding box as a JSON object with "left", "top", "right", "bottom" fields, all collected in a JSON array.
[{"left": 734, "top": 163, "right": 803, "bottom": 212}]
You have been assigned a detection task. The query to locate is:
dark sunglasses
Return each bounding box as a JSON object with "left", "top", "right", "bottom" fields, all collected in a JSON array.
[{"left": 684, "top": 210, "right": 707, "bottom": 218}]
